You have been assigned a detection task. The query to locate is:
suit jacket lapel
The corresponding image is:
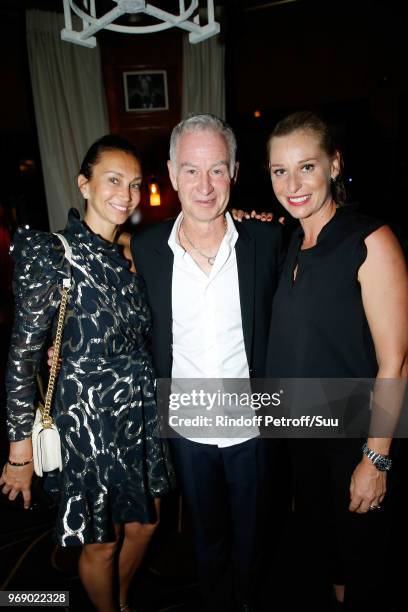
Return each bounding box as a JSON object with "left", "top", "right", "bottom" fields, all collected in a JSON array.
[
  {"left": 153, "top": 231, "right": 174, "bottom": 377},
  {"left": 235, "top": 224, "right": 255, "bottom": 369},
  {"left": 155, "top": 241, "right": 173, "bottom": 318}
]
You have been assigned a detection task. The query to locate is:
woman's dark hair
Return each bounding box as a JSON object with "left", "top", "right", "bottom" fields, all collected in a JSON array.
[
  {"left": 79, "top": 134, "right": 141, "bottom": 179},
  {"left": 267, "top": 110, "right": 347, "bottom": 205}
]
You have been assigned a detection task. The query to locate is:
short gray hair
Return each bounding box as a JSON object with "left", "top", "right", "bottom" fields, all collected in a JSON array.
[{"left": 169, "top": 113, "right": 237, "bottom": 176}]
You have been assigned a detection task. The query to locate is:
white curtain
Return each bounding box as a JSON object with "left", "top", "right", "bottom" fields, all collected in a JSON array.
[
  {"left": 182, "top": 34, "right": 225, "bottom": 120},
  {"left": 26, "top": 10, "right": 109, "bottom": 231}
]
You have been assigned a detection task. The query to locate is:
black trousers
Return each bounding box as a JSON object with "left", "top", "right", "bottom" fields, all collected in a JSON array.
[
  {"left": 289, "top": 438, "right": 391, "bottom": 611},
  {"left": 170, "top": 436, "right": 279, "bottom": 612}
]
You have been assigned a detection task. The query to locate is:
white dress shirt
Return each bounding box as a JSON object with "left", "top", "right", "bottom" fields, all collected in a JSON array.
[{"left": 168, "top": 212, "right": 258, "bottom": 447}]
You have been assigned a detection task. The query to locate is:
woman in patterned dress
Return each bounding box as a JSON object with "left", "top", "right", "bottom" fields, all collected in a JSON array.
[{"left": 1, "top": 135, "right": 175, "bottom": 612}]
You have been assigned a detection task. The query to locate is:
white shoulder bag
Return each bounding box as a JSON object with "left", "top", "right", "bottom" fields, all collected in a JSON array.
[{"left": 32, "top": 233, "right": 72, "bottom": 477}]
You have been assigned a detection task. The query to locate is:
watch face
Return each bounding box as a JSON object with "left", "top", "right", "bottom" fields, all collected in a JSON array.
[
  {"left": 375, "top": 457, "right": 391, "bottom": 471},
  {"left": 363, "top": 444, "right": 391, "bottom": 471}
]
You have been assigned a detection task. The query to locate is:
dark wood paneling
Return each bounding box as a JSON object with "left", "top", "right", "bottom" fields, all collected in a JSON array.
[{"left": 100, "top": 30, "right": 183, "bottom": 225}]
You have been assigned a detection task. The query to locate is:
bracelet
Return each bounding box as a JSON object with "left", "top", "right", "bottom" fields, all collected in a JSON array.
[{"left": 8, "top": 457, "right": 34, "bottom": 467}]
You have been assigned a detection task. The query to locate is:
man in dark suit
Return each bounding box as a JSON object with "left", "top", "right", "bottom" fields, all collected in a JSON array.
[{"left": 131, "top": 114, "right": 283, "bottom": 612}]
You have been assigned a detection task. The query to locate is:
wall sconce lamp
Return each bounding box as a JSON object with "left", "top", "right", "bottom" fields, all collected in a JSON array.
[{"left": 149, "top": 179, "right": 161, "bottom": 207}]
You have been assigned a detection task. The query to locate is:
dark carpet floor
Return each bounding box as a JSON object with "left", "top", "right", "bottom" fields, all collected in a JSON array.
[
  {"left": 0, "top": 484, "right": 204, "bottom": 612},
  {"left": 1, "top": 442, "right": 407, "bottom": 612}
]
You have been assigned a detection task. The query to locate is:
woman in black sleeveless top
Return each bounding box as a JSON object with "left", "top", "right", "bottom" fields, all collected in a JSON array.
[{"left": 265, "top": 112, "right": 408, "bottom": 610}]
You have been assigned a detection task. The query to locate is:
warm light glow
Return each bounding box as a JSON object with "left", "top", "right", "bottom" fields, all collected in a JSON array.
[
  {"left": 254, "top": 110, "right": 261, "bottom": 118},
  {"left": 149, "top": 181, "right": 161, "bottom": 207},
  {"left": 19, "top": 159, "right": 36, "bottom": 174}
]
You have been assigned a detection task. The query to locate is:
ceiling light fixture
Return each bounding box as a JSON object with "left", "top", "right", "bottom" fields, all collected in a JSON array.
[{"left": 61, "top": 0, "right": 220, "bottom": 48}]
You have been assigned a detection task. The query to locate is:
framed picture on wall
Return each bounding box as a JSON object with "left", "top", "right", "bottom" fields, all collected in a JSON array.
[{"left": 123, "top": 70, "right": 169, "bottom": 112}]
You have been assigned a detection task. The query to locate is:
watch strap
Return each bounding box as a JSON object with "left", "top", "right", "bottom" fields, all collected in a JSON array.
[{"left": 362, "top": 443, "right": 392, "bottom": 471}]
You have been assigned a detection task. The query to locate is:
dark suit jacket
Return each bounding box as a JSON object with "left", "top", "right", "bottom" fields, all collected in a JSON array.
[{"left": 131, "top": 217, "right": 283, "bottom": 379}]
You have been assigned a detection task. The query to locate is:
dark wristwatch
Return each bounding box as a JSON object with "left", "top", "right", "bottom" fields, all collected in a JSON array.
[{"left": 362, "top": 443, "right": 392, "bottom": 472}]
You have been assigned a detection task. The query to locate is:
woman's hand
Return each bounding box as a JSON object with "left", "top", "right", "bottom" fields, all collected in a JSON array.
[
  {"left": 0, "top": 440, "right": 34, "bottom": 509},
  {"left": 349, "top": 456, "right": 386, "bottom": 513},
  {"left": 230, "top": 209, "right": 278, "bottom": 223},
  {"left": 47, "top": 346, "right": 62, "bottom": 371},
  {"left": 0, "top": 463, "right": 34, "bottom": 509}
]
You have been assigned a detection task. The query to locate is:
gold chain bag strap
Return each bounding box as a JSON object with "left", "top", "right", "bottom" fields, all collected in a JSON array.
[{"left": 32, "top": 233, "right": 72, "bottom": 477}]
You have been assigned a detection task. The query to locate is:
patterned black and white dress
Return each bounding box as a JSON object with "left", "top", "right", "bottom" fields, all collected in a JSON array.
[{"left": 6, "top": 208, "right": 175, "bottom": 546}]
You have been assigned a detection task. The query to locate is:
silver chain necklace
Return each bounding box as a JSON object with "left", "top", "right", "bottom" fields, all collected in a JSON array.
[{"left": 181, "top": 218, "right": 227, "bottom": 266}]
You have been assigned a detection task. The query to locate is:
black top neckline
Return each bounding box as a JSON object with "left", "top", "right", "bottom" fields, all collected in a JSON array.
[
  {"left": 66, "top": 207, "right": 121, "bottom": 257},
  {"left": 295, "top": 206, "right": 349, "bottom": 256},
  {"left": 66, "top": 208, "right": 135, "bottom": 275}
]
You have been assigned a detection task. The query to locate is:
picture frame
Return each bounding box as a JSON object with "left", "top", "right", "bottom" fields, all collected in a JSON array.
[{"left": 123, "top": 70, "right": 169, "bottom": 112}]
